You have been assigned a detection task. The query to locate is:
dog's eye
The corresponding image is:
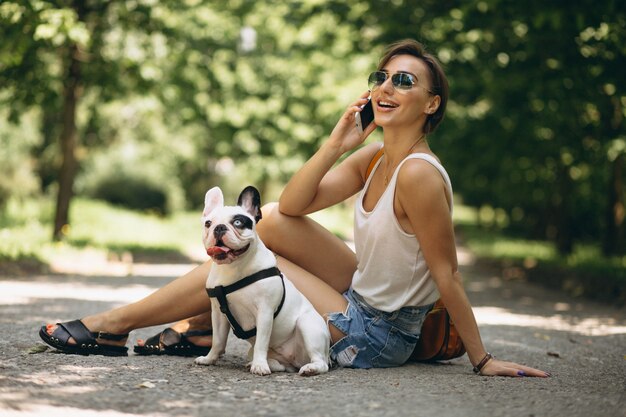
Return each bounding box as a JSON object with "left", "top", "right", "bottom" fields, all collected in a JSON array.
[
  {"left": 232, "top": 214, "right": 253, "bottom": 229},
  {"left": 204, "top": 220, "right": 212, "bottom": 228}
]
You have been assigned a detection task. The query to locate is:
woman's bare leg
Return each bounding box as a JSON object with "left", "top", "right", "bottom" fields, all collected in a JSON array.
[
  {"left": 257, "top": 203, "right": 357, "bottom": 342},
  {"left": 109, "top": 261, "right": 212, "bottom": 332},
  {"left": 46, "top": 261, "right": 214, "bottom": 346},
  {"left": 46, "top": 202, "right": 356, "bottom": 347},
  {"left": 258, "top": 203, "right": 357, "bottom": 291}
]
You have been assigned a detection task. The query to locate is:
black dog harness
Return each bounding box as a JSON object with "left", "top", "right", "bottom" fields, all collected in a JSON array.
[{"left": 206, "top": 267, "right": 286, "bottom": 340}]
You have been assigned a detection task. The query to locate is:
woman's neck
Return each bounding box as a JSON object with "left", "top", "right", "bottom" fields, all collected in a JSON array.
[{"left": 382, "top": 127, "right": 430, "bottom": 166}]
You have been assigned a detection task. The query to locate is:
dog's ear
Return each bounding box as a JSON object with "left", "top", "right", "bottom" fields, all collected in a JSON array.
[
  {"left": 237, "top": 186, "right": 262, "bottom": 223},
  {"left": 203, "top": 187, "right": 224, "bottom": 217}
]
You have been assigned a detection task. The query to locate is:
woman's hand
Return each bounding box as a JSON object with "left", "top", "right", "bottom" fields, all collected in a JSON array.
[
  {"left": 479, "top": 357, "right": 551, "bottom": 378},
  {"left": 327, "top": 91, "right": 378, "bottom": 154}
]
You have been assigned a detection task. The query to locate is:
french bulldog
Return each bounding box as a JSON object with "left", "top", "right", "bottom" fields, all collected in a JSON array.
[{"left": 194, "top": 186, "right": 330, "bottom": 376}]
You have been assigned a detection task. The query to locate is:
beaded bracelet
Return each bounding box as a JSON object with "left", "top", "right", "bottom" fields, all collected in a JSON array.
[{"left": 473, "top": 352, "right": 494, "bottom": 374}]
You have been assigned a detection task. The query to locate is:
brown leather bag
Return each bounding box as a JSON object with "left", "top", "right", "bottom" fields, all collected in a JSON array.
[
  {"left": 409, "top": 299, "right": 466, "bottom": 361},
  {"left": 365, "top": 146, "right": 466, "bottom": 362}
]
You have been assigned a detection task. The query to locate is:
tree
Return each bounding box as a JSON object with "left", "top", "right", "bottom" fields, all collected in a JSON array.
[
  {"left": 143, "top": 0, "right": 375, "bottom": 204},
  {"left": 1, "top": 0, "right": 373, "bottom": 237},
  {"left": 0, "top": 1, "right": 224, "bottom": 238},
  {"left": 1, "top": 1, "right": 142, "bottom": 239},
  {"left": 365, "top": 0, "right": 626, "bottom": 255}
]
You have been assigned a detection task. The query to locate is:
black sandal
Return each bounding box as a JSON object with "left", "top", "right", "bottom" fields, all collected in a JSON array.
[
  {"left": 133, "top": 327, "right": 212, "bottom": 357},
  {"left": 39, "top": 320, "right": 129, "bottom": 356}
]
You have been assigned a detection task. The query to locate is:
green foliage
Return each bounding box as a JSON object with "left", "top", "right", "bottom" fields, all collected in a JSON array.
[
  {"left": 365, "top": 0, "right": 626, "bottom": 255},
  {"left": 90, "top": 176, "right": 168, "bottom": 214},
  {"left": 0, "top": 109, "right": 41, "bottom": 208},
  {"left": 0, "top": 0, "right": 376, "bottom": 211},
  {"left": 0, "top": 197, "right": 52, "bottom": 263},
  {"left": 76, "top": 97, "right": 187, "bottom": 214},
  {"left": 0, "top": 1, "right": 624, "bottom": 261},
  {"left": 150, "top": 0, "right": 376, "bottom": 204}
]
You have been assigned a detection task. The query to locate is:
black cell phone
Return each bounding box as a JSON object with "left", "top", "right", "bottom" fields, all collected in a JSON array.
[{"left": 355, "top": 99, "right": 374, "bottom": 134}]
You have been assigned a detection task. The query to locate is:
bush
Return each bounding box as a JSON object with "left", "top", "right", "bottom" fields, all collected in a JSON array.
[
  {"left": 91, "top": 175, "right": 169, "bottom": 214},
  {"left": 78, "top": 140, "right": 185, "bottom": 215}
]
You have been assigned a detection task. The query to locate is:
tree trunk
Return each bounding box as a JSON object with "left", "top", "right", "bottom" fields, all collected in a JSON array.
[
  {"left": 52, "top": 44, "right": 81, "bottom": 241},
  {"left": 555, "top": 163, "right": 573, "bottom": 254},
  {"left": 603, "top": 153, "right": 625, "bottom": 255},
  {"left": 36, "top": 99, "right": 61, "bottom": 192}
]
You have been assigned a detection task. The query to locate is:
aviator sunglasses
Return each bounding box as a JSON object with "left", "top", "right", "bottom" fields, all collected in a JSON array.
[{"left": 368, "top": 71, "right": 434, "bottom": 94}]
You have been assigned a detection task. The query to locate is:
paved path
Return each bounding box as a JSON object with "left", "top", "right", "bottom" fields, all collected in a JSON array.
[{"left": 0, "top": 256, "right": 625, "bottom": 417}]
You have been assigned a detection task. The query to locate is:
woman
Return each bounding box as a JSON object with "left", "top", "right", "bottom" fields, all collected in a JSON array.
[{"left": 40, "top": 39, "right": 549, "bottom": 377}]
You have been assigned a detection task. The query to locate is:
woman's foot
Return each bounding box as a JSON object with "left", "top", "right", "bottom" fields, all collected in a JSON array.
[
  {"left": 135, "top": 313, "right": 212, "bottom": 349},
  {"left": 134, "top": 313, "right": 212, "bottom": 356},
  {"left": 40, "top": 317, "right": 129, "bottom": 356},
  {"left": 43, "top": 314, "right": 129, "bottom": 348}
]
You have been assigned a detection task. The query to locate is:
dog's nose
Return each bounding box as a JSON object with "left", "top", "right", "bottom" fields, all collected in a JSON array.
[{"left": 213, "top": 224, "right": 228, "bottom": 238}]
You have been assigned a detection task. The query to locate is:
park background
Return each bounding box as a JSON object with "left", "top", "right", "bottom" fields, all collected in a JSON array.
[{"left": 0, "top": 0, "right": 624, "bottom": 305}]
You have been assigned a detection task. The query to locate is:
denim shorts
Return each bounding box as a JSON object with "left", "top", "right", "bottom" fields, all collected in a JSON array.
[{"left": 327, "top": 288, "right": 434, "bottom": 369}]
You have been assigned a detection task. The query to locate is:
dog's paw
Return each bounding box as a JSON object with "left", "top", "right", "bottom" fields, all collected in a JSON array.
[
  {"left": 194, "top": 355, "right": 218, "bottom": 366},
  {"left": 249, "top": 361, "right": 272, "bottom": 376},
  {"left": 298, "top": 361, "right": 329, "bottom": 376}
]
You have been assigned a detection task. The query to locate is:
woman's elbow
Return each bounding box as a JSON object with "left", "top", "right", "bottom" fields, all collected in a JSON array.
[{"left": 274, "top": 201, "right": 300, "bottom": 217}]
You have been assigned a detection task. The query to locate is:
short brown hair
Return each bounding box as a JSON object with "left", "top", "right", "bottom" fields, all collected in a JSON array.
[{"left": 377, "top": 39, "right": 449, "bottom": 134}]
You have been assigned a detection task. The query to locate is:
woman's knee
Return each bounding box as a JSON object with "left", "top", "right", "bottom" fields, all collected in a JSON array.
[
  {"left": 258, "top": 202, "right": 307, "bottom": 250},
  {"left": 257, "top": 202, "right": 284, "bottom": 248}
]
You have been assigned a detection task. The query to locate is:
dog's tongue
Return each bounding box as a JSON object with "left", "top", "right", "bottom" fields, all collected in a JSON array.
[{"left": 207, "top": 246, "right": 231, "bottom": 257}]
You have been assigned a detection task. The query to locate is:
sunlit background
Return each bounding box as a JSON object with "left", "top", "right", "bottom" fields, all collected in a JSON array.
[{"left": 0, "top": 0, "right": 624, "bottom": 304}]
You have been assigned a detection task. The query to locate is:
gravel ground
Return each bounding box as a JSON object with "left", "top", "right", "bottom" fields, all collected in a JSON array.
[{"left": 0, "top": 259, "right": 625, "bottom": 417}]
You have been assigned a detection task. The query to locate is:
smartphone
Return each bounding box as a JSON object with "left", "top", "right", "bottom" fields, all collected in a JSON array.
[{"left": 355, "top": 99, "right": 374, "bottom": 134}]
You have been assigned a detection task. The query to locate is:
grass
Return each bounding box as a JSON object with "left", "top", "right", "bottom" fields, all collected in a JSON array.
[
  {"left": 0, "top": 197, "right": 202, "bottom": 269},
  {"left": 64, "top": 199, "right": 201, "bottom": 253}
]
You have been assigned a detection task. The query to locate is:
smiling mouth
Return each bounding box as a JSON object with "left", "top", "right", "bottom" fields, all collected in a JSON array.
[{"left": 377, "top": 99, "right": 399, "bottom": 109}]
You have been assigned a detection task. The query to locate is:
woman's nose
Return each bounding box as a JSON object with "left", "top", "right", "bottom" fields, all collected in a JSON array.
[{"left": 380, "top": 76, "right": 394, "bottom": 94}]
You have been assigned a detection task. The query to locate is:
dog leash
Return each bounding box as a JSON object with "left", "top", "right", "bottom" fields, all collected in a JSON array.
[{"left": 206, "top": 267, "right": 286, "bottom": 340}]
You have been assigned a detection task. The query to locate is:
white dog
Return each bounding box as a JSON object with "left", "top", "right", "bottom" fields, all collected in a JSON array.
[{"left": 194, "top": 186, "right": 330, "bottom": 376}]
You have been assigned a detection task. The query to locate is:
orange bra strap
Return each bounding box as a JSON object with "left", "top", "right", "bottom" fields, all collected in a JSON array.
[{"left": 365, "top": 146, "right": 385, "bottom": 181}]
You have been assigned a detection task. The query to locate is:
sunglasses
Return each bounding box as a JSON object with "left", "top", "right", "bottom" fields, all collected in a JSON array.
[{"left": 368, "top": 71, "right": 434, "bottom": 94}]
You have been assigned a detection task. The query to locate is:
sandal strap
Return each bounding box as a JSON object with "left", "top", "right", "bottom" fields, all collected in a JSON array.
[
  {"left": 161, "top": 328, "right": 212, "bottom": 346},
  {"left": 141, "top": 332, "right": 163, "bottom": 347},
  {"left": 57, "top": 320, "right": 96, "bottom": 345},
  {"left": 57, "top": 320, "right": 128, "bottom": 344},
  {"left": 160, "top": 328, "right": 182, "bottom": 347},
  {"left": 181, "top": 329, "right": 212, "bottom": 337}
]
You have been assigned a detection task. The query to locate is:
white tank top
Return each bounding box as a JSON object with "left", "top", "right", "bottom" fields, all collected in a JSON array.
[{"left": 351, "top": 152, "right": 453, "bottom": 311}]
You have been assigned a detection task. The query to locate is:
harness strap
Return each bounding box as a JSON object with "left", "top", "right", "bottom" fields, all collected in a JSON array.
[{"left": 206, "top": 267, "right": 286, "bottom": 340}]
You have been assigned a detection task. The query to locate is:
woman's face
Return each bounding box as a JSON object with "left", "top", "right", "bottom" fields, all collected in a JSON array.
[{"left": 370, "top": 54, "right": 438, "bottom": 131}]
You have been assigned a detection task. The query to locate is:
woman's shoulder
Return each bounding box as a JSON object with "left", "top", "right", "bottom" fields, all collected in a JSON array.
[
  {"left": 397, "top": 153, "right": 448, "bottom": 190},
  {"left": 405, "top": 152, "right": 443, "bottom": 166},
  {"left": 396, "top": 154, "right": 453, "bottom": 211}
]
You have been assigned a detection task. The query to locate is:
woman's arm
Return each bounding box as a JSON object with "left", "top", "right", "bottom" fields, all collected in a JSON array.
[
  {"left": 397, "top": 160, "right": 550, "bottom": 377},
  {"left": 279, "top": 92, "right": 379, "bottom": 216}
]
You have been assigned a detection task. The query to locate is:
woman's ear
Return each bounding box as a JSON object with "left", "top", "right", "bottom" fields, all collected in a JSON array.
[{"left": 426, "top": 95, "right": 441, "bottom": 114}]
